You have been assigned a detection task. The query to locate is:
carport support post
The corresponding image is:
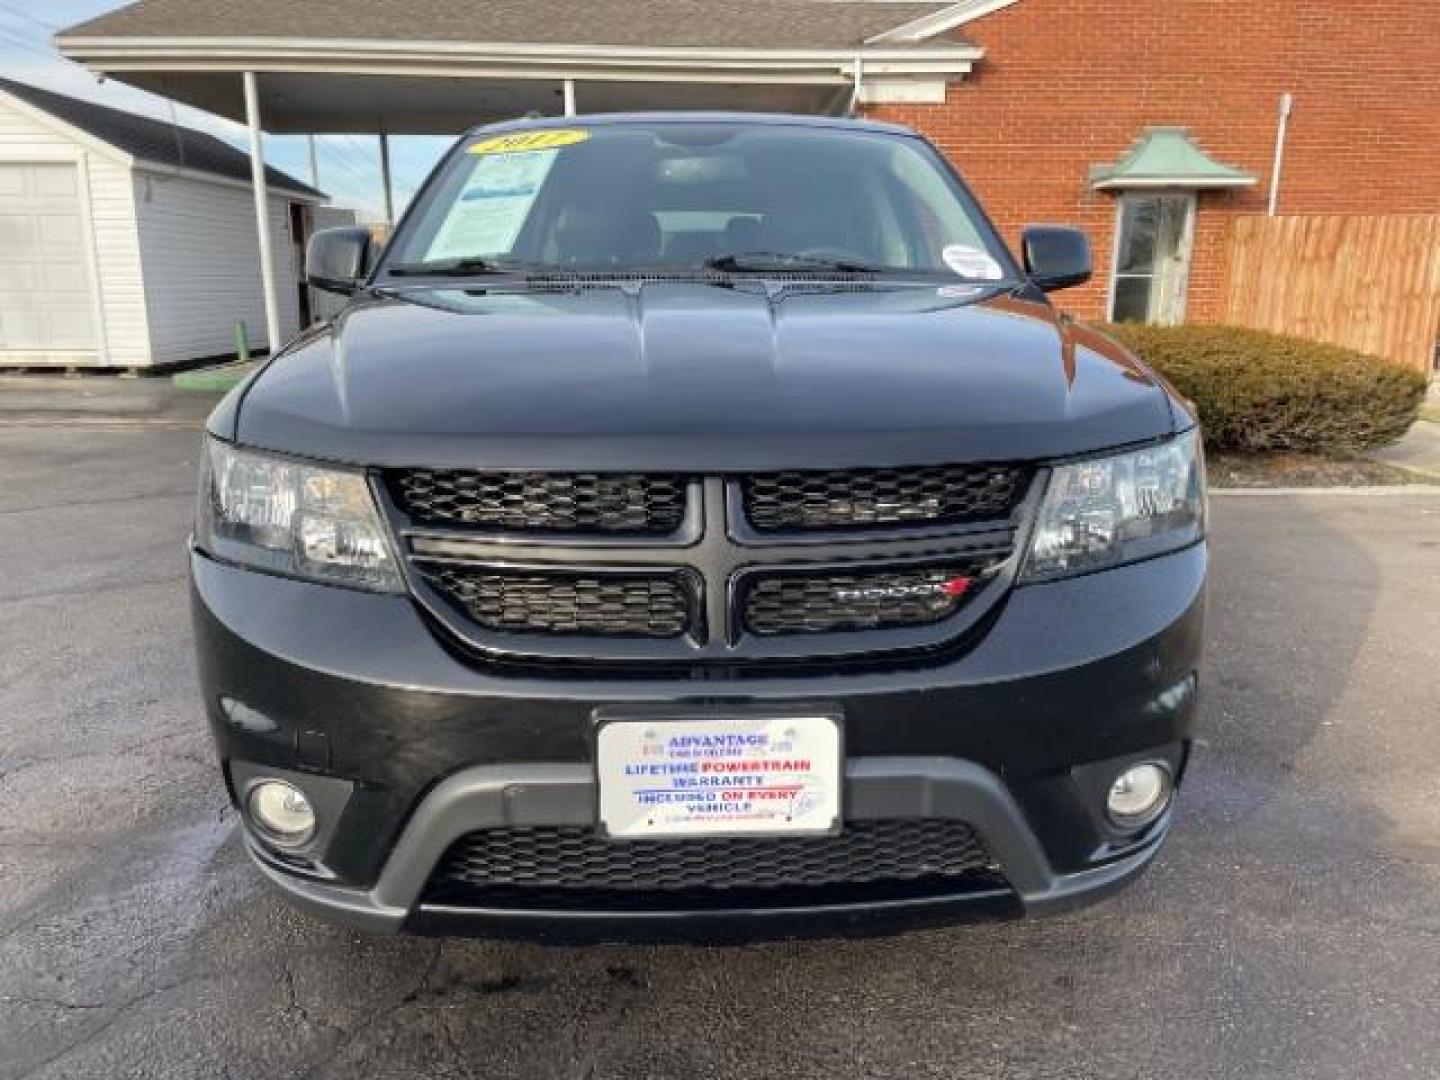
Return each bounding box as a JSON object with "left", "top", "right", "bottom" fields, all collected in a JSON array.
[
  {"left": 563, "top": 79, "right": 577, "bottom": 117},
  {"left": 379, "top": 131, "right": 395, "bottom": 229},
  {"left": 242, "top": 71, "right": 282, "bottom": 355}
]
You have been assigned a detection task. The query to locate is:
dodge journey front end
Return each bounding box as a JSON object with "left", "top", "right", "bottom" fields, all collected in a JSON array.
[{"left": 191, "top": 113, "right": 1205, "bottom": 942}]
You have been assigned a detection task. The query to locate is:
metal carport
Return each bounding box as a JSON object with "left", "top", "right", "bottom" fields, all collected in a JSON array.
[{"left": 56, "top": 0, "right": 986, "bottom": 351}]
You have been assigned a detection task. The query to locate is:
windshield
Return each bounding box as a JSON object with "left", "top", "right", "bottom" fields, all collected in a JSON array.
[{"left": 384, "top": 122, "right": 1015, "bottom": 279}]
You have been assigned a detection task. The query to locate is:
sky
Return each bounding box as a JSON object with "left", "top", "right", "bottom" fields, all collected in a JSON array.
[{"left": 0, "top": 0, "right": 452, "bottom": 219}]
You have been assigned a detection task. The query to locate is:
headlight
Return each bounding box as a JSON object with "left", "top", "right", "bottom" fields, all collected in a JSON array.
[
  {"left": 196, "top": 437, "right": 402, "bottom": 592},
  {"left": 1021, "top": 429, "right": 1205, "bottom": 582}
]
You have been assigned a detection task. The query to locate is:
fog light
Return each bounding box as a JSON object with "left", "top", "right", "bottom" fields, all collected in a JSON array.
[
  {"left": 247, "top": 780, "right": 316, "bottom": 846},
  {"left": 1106, "top": 762, "right": 1172, "bottom": 828}
]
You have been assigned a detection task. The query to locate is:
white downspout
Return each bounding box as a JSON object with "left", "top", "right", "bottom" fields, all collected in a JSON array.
[
  {"left": 562, "top": 79, "right": 577, "bottom": 117},
  {"left": 242, "top": 71, "right": 282, "bottom": 354},
  {"left": 849, "top": 52, "right": 865, "bottom": 116},
  {"left": 1267, "top": 92, "right": 1294, "bottom": 217}
]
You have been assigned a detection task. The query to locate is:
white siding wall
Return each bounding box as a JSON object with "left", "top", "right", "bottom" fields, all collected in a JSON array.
[
  {"left": 133, "top": 171, "right": 302, "bottom": 365},
  {"left": 0, "top": 97, "right": 149, "bottom": 367}
]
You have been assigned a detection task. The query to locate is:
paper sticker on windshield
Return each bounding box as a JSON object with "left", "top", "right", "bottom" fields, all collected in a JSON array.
[
  {"left": 942, "top": 244, "right": 1004, "bottom": 281},
  {"left": 468, "top": 129, "right": 589, "bottom": 155},
  {"left": 426, "top": 148, "right": 559, "bottom": 260}
]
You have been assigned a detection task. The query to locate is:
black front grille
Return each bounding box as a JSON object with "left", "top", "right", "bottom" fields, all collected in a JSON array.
[
  {"left": 387, "top": 469, "right": 687, "bottom": 534},
  {"left": 742, "top": 464, "right": 1027, "bottom": 531},
  {"left": 744, "top": 565, "right": 983, "bottom": 636},
  {"left": 421, "top": 566, "right": 693, "bottom": 638},
  {"left": 386, "top": 462, "right": 1029, "bottom": 662},
  {"left": 426, "top": 820, "right": 997, "bottom": 904}
]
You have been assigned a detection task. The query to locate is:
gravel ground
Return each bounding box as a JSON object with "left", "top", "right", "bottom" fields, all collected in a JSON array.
[{"left": 2, "top": 427, "right": 1438, "bottom": 1080}]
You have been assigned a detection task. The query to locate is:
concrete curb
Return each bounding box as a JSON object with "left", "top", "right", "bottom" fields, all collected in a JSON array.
[
  {"left": 0, "top": 416, "right": 206, "bottom": 430},
  {"left": 0, "top": 375, "right": 221, "bottom": 424},
  {"left": 1212, "top": 485, "right": 1440, "bottom": 496}
]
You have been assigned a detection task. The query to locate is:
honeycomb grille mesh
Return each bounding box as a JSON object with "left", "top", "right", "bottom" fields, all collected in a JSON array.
[
  {"left": 744, "top": 565, "right": 979, "bottom": 636},
  {"left": 742, "top": 464, "right": 1027, "bottom": 531},
  {"left": 387, "top": 470, "right": 687, "bottom": 534},
  {"left": 428, "top": 820, "right": 995, "bottom": 895},
  {"left": 422, "top": 566, "right": 692, "bottom": 638}
]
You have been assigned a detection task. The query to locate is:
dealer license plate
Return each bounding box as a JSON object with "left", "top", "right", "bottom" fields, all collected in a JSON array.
[{"left": 596, "top": 713, "right": 842, "bottom": 839}]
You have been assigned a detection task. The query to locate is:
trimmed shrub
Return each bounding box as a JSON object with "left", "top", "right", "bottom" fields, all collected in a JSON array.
[{"left": 1101, "top": 323, "right": 1428, "bottom": 454}]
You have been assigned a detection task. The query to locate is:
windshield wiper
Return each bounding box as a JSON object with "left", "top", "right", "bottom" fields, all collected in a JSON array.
[
  {"left": 702, "top": 251, "right": 886, "bottom": 274},
  {"left": 387, "top": 256, "right": 534, "bottom": 277}
]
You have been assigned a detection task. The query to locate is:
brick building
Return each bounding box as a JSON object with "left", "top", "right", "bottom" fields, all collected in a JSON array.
[
  {"left": 862, "top": 0, "right": 1440, "bottom": 326},
  {"left": 57, "top": 0, "right": 1440, "bottom": 345}
]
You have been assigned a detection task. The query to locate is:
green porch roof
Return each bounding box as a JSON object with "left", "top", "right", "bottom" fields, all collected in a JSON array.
[{"left": 1090, "top": 127, "right": 1257, "bottom": 191}]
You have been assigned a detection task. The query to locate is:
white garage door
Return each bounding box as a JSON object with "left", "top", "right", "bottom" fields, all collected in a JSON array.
[{"left": 0, "top": 163, "right": 97, "bottom": 353}]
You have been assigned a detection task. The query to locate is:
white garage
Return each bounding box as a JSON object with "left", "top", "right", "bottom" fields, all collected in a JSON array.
[{"left": 0, "top": 77, "right": 324, "bottom": 369}]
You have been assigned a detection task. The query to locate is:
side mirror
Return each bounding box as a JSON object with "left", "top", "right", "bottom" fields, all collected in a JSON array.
[
  {"left": 306, "top": 227, "right": 372, "bottom": 295},
  {"left": 1020, "top": 225, "right": 1092, "bottom": 292}
]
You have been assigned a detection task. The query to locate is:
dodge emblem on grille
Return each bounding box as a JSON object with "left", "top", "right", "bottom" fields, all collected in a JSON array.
[{"left": 832, "top": 576, "right": 972, "bottom": 604}]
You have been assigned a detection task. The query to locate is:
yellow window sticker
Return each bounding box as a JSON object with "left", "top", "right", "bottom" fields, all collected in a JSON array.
[{"left": 468, "top": 129, "right": 590, "bottom": 155}]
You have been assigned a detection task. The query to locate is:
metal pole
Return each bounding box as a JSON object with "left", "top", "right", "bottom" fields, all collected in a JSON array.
[
  {"left": 379, "top": 130, "right": 395, "bottom": 229},
  {"left": 563, "top": 79, "right": 577, "bottom": 117},
  {"left": 307, "top": 134, "right": 319, "bottom": 189},
  {"left": 849, "top": 53, "right": 864, "bottom": 117},
  {"left": 1268, "top": 92, "right": 1294, "bottom": 217},
  {"left": 242, "top": 71, "right": 282, "bottom": 354}
]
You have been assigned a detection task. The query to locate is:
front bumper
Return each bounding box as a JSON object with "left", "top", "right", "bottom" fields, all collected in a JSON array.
[
  {"left": 192, "top": 541, "right": 1204, "bottom": 940},
  {"left": 242, "top": 758, "right": 1169, "bottom": 942}
]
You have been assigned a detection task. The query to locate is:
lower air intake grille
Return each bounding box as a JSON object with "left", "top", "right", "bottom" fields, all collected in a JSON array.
[
  {"left": 421, "top": 566, "right": 692, "bottom": 638},
  {"left": 743, "top": 464, "right": 1027, "bottom": 531},
  {"left": 744, "top": 565, "right": 981, "bottom": 636},
  {"left": 427, "top": 820, "right": 996, "bottom": 897},
  {"left": 387, "top": 469, "right": 687, "bottom": 534}
]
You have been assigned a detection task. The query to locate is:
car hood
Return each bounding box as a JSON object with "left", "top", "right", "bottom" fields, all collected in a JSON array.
[{"left": 230, "top": 282, "right": 1176, "bottom": 470}]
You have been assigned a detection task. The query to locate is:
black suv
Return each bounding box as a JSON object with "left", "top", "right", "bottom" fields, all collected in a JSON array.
[{"left": 192, "top": 114, "right": 1205, "bottom": 942}]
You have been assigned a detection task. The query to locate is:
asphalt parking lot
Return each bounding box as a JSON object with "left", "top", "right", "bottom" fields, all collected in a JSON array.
[{"left": 2, "top": 425, "right": 1438, "bottom": 1080}]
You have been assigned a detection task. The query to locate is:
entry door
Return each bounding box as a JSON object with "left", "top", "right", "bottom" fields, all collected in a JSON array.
[
  {"left": 1109, "top": 193, "right": 1195, "bottom": 325},
  {"left": 0, "top": 163, "right": 97, "bottom": 353}
]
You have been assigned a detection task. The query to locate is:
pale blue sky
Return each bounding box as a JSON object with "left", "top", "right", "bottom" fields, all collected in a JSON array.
[{"left": 0, "top": 0, "right": 452, "bottom": 217}]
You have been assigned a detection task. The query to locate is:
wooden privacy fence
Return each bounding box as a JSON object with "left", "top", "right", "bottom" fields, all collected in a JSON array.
[{"left": 1223, "top": 214, "right": 1440, "bottom": 374}]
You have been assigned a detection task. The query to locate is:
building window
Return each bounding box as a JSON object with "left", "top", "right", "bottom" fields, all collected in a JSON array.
[{"left": 1108, "top": 193, "right": 1195, "bottom": 325}]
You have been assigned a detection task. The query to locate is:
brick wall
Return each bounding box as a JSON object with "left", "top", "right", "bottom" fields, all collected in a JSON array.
[{"left": 865, "top": 0, "right": 1440, "bottom": 323}]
